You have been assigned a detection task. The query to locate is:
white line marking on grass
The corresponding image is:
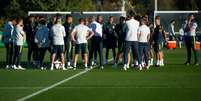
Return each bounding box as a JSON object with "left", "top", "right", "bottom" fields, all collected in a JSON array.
[
  {"left": 16, "top": 69, "right": 90, "bottom": 101},
  {"left": 17, "top": 58, "right": 113, "bottom": 101},
  {"left": 51, "top": 86, "right": 201, "bottom": 89}
]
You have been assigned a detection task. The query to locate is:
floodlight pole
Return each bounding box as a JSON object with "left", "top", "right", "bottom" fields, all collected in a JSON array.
[
  {"left": 121, "top": 0, "right": 126, "bottom": 17},
  {"left": 154, "top": 0, "right": 157, "bottom": 27},
  {"left": 155, "top": 0, "right": 157, "bottom": 11}
]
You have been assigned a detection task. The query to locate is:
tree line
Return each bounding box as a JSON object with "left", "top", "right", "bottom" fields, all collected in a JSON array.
[{"left": 0, "top": 0, "right": 200, "bottom": 18}]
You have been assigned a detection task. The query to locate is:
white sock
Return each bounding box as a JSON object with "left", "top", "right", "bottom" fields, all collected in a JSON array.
[
  {"left": 61, "top": 64, "right": 65, "bottom": 68},
  {"left": 161, "top": 59, "right": 164, "bottom": 65},
  {"left": 67, "top": 62, "right": 71, "bottom": 66},
  {"left": 51, "top": 64, "right": 54, "bottom": 68},
  {"left": 135, "top": 61, "right": 138, "bottom": 66},
  {"left": 126, "top": 64, "right": 130, "bottom": 68},
  {"left": 84, "top": 64, "right": 87, "bottom": 68},
  {"left": 157, "top": 60, "right": 160, "bottom": 65},
  {"left": 179, "top": 42, "right": 182, "bottom": 48},
  {"left": 73, "top": 63, "right": 77, "bottom": 68}
]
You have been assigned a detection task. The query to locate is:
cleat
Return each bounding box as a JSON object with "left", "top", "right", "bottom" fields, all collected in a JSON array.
[
  {"left": 146, "top": 64, "right": 150, "bottom": 70},
  {"left": 139, "top": 64, "right": 142, "bottom": 71},
  {"left": 194, "top": 63, "right": 199, "bottom": 66},
  {"left": 185, "top": 62, "right": 190, "bottom": 66},
  {"left": 12, "top": 65, "right": 18, "bottom": 70},
  {"left": 90, "top": 66, "right": 93, "bottom": 69},
  {"left": 6, "top": 65, "right": 10, "bottom": 69},
  {"left": 67, "top": 62, "right": 71, "bottom": 67},
  {"left": 62, "top": 67, "right": 67, "bottom": 70},
  {"left": 41, "top": 67, "right": 45, "bottom": 70},
  {"left": 100, "top": 66, "right": 104, "bottom": 69},
  {"left": 67, "top": 66, "right": 73, "bottom": 69},
  {"left": 123, "top": 65, "right": 127, "bottom": 71},
  {"left": 18, "top": 65, "right": 26, "bottom": 70},
  {"left": 50, "top": 66, "right": 54, "bottom": 70},
  {"left": 127, "top": 65, "right": 130, "bottom": 69}
]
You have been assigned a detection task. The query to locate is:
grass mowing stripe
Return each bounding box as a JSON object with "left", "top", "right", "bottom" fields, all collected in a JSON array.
[
  {"left": 16, "top": 69, "right": 90, "bottom": 101},
  {"left": 1, "top": 86, "right": 201, "bottom": 89},
  {"left": 16, "top": 58, "right": 113, "bottom": 101}
]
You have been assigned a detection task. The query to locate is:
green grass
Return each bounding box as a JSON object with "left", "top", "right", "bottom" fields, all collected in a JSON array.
[{"left": 0, "top": 48, "right": 201, "bottom": 101}]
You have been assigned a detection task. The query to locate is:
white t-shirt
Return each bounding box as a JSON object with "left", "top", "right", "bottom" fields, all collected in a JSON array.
[
  {"left": 168, "top": 24, "right": 175, "bottom": 36},
  {"left": 72, "top": 24, "right": 91, "bottom": 44},
  {"left": 14, "top": 24, "right": 25, "bottom": 46},
  {"left": 183, "top": 20, "right": 197, "bottom": 36},
  {"left": 190, "top": 22, "right": 197, "bottom": 36},
  {"left": 179, "top": 28, "right": 184, "bottom": 36},
  {"left": 125, "top": 19, "right": 139, "bottom": 41},
  {"left": 51, "top": 24, "right": 66, "bottom": 45},
  {"left": 90, "top": 21, "right": 103, "bottom": 37},
  {"left": 137, "top": 25, "right": 150, "bottom": 43}
]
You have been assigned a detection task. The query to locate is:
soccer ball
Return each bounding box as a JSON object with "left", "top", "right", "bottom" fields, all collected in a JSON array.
[{"left": 54, "top": 60, "right": 61, "bottom": 69}]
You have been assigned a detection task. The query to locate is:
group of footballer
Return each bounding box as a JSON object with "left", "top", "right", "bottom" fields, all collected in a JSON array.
[{"left": 2, "top": 11, "right": 199, "bottom": 71}]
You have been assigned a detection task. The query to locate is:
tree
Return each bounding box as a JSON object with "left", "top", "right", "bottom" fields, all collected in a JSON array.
[
  {"left": 2, "top": 0, "right": 96, "bottom": 18},
  {"left": 1, "top": 0, "right": 201, "bottom": 19},
  {"left": 4, "top": 0, "right": 24, "bottom": 17}
]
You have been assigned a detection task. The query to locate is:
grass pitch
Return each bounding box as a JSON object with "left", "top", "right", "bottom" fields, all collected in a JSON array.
[{"left": 0, "top": 48, "right": 200, "bottom": 101}]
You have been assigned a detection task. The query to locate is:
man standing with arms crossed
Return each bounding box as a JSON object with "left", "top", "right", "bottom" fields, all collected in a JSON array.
[{"left": 63, "top": 15, "right": 74, "bottom": 68}]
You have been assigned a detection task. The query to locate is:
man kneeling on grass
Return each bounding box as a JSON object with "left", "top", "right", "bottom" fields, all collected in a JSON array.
[{"left": 71, "top": 18, "right": 94, "bottom": 70}]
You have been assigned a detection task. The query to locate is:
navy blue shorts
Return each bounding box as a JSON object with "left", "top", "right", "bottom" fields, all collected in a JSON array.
[
  {"left": 52, "top": 45, "right": 64, "bottom": 54},
  {"left": 75, "top": 43, "right": 88, "bottom": 54},
  {"left": 154, "top": 42, "right": 164, "bottom": 52}
]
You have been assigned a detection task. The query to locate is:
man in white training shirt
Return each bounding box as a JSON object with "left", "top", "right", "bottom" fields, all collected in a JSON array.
[
  {"left": 123, "top": 12, "right": 140, "bottom": 71},
  {"left": 138, "top": 19, "right": 150, "bottom": 70},
  {"left": 71, "top": 18, "right": 94, "bottom": 70},
  {"left": 50, "top": 17, "right": 67, "bottom": 70},
  {"left": 13, "top": 18, "right": 26, "bottom": 70}
]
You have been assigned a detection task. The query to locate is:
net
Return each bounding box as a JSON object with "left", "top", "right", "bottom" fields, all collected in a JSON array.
[{"left": 28, "top": 11, "right": 126, "bottom": 24}]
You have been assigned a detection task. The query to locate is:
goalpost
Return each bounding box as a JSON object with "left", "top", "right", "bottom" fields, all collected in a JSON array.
[
  {"left": 28, "top": 0, "right": 126, "bottom": 23},
  {"left": 28, "top": 11, "right": 126, "bottom": 24},
  {"left": 27, "top": 0, "right": 200, "bottom": 33}
]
